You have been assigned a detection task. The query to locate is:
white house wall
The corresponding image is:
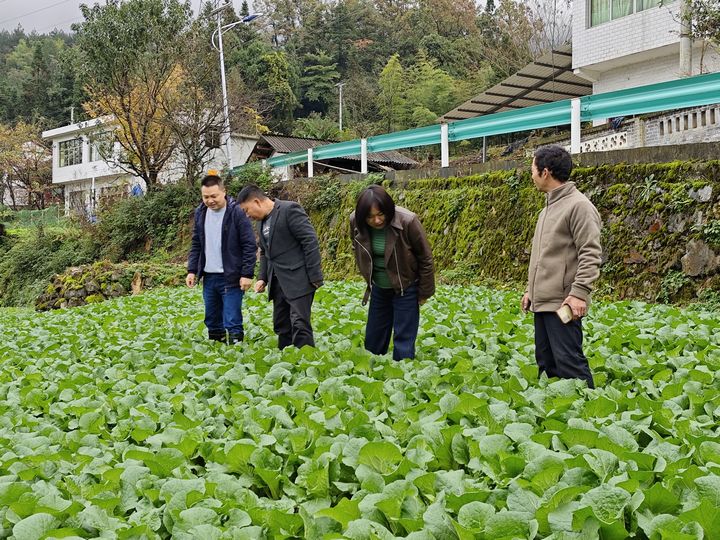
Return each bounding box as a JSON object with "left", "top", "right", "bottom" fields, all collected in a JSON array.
[
  {"left": 63, "top": 175, "right": 134, "bottom": 217},
  {"left": 45, "top": 121, "right": 259, "bottom": 217},
  {"left": 199, "top": 135, "right": 259, "bottom": 177},
  {"left": 573, "top": 0, "right": 720, "bottom": 127},
  {"left": 229, "top": 136, "right": 258, "bottom": 170},
  {"left": 157, "top": 134, "right": 259, "bottom": 183},
  {"left": 593, "top": 45, "right": 720, "bottom": 96},
  {"left": 49, "top": 133, "right": 127, "bottom": 186},
  {"left": 573, "top": 1, "right": 682, "bottom": 72}
]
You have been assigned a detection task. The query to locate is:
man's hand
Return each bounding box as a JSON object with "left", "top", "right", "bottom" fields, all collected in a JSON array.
[
  {"left": 186, "top": 273, "right": 196, "bottom": 288},
  {"left": 419, "top": 298, "right": 427, "bottom": 306},
  {"left": 254, "top": 280, "right": 267, "bottom": 293},
  {"left": 521, "top": 293, "right": 530, "bottom": 312},
  {"left": 312, "top": 281, "right": 323, "bottom": 289},
  {"left": 563, "top": 295, "right": 587, "bottom": 319},
  {"left": 240, "top": 277, "right": 253, "bottom": 291}
]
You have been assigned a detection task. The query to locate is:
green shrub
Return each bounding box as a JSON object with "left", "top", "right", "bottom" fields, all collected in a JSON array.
[
  {"left": 227, "top": 162, "right": 274, "bottom": 195},
  {"left": 0, "top": 226, "right": 99, "bottom": 307},
  {"left": 94, "top": 184, "right": 197, "bottom": 261},
  {"left": 702, "top": 220, "right": 720, "bottom": 246},
  {"left": 656, "top": 271, "right": 691, "bottom": 303}
]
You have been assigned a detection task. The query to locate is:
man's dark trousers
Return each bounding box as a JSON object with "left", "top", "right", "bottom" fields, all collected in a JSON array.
[
  {"left": 202, "top": 273, "right": 244, "bottom": 341},
  {"left": 534, "top": 312, "right": 594, "bottom": 388},
  {"left": 271, "top": 276, "right": 315, "bottom": 349}
]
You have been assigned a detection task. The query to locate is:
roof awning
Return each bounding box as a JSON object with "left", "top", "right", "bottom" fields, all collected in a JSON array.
[{"left": 440, "top": 44, "right": 593, "bottom": 122}]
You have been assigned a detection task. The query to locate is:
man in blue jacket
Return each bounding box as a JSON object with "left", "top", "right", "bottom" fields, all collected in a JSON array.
[{"left": 187, "top": 174, "right": 257, "bottom": 344}]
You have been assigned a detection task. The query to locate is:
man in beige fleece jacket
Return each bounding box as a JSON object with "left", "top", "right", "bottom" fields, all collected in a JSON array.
[{"left": 521, "top": 145, "right": 602, "bottom": 388}]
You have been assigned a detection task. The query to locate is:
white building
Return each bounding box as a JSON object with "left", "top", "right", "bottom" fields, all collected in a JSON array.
[
  {"left": 442, "top": 1, "right": 720, "bottom": 152},
  {"left": 573, "top": 0, "right": 720, "bottom": 105},
  {"left": 42, "top": 119, "right": 258, "bottom": 217},
  {"left": 570, "top": 0, "right": 720, "bottom": 149}
]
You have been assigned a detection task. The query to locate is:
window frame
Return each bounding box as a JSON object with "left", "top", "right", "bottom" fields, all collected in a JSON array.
[
  {"left": 89, "top": 131, "right": 115, "bottom": 163},
  {"left": 58, "top": 138, "right": 83, "bottom": 168},
  {"left": 588, "top": 0, "right": 668, "bottom": 28}
]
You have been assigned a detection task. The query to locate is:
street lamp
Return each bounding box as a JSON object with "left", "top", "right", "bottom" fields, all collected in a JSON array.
[
  {"left": 210, "top": 4, "right": 261, "bottom": 169},
  {"left": 335, "top": 82, "right": 345, "bottom": 132}
]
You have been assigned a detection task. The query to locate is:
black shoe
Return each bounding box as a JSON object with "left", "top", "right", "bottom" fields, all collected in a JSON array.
[
  {"left": 228, "top": 333, "right": 244, "bottom": 344},
  {"left": 208, "top": 331, "right": 227, "bottom": 343}
]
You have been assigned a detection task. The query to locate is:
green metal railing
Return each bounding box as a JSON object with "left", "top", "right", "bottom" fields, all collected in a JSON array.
[
  {"left": 448, "top": 99, "right": 571, "bottom": 142},
  {"left": 581, "top": 70, "right": 720, "bottom": 121},
  {"left": 368, "top": 123, "right": 441, "bottom": 153},
  {"left": 260, "top": 71, "right": 720, "bottom": 171}
]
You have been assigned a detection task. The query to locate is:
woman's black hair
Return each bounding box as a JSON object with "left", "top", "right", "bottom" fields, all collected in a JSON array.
[{"left": 355, "top": 185, "right": 396, "bottom": 235}]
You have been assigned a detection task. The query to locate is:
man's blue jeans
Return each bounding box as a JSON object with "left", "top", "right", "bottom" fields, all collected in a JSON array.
[
  {"left": 202, "top": 273, "right": 244, "bottom": 337},
  {"left": 365, "top": 284, "right": 420, "bottom": 360}
]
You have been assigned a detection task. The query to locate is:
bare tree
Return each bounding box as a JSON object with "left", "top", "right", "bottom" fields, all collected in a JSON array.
[
  {"left": 0, "top": 122, "right": 52, "bottom": 210},
  {"left": 75, "top": 0, "right": 193, "bottom": 190},
  {"left": 477, "top": 0, "right": 572, "bottom": 81},
  {"left": 526, "top": 0, "right": 573, "bottom": 55},
  {"left": 678, "top": 0, "right": 720, "bottom": 71}
]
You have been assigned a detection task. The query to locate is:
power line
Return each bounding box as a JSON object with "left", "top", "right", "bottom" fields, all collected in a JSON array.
[{"left": 0, "top": 0, "right": 74, "bottom": 26}]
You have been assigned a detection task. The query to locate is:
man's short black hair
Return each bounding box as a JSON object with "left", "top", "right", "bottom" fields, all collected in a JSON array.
[
  {"left": 534, "top": 145, "right": 573, "bottom": 182},
  {"left": 355, "top": 185, "right": 396, "bottom": 236},
  {"left": 237, "top": 184, "right": 268, "bottom": 204},
  {"left": 201, "top": 174, "right": 224, "bottom": 189}
]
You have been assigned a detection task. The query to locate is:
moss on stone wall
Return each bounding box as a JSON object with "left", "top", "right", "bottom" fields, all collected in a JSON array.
[
  {"left": 274, "top": 160, "right": 720, "bottom": 303},
  {"left": 36, "top": 261, "right": 186, "bottom": 311}
]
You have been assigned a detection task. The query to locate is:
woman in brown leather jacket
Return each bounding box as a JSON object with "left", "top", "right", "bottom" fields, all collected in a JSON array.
[{"left": 349, "top": 185, "right": 435, "bottom": 360}]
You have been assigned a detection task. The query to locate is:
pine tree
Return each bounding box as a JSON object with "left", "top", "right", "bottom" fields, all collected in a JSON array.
[
  {"left": 378, "top": 54, "right": 407, "bottom": 132},
  {"left": 300, "top": 51, "right": 340, "bottom": 115}
]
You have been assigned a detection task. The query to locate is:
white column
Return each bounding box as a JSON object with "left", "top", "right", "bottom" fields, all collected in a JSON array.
[
  {"left": 440, "top": 123, "right": 449, "bottom": 168},
  {"left": 307, "top": 148, "right": 314, "bottom": 178},
  {"left": 571, "top": 98, "right": 582, "bottom": 154},
  {"left": 361, "top": 138, "right": 368, "bottom": 174},
  {"left": 82, "top": 136, "right": 91, "bottom": 164},
  {"left": 680, "top": 0, "right": 692, "bottom": 77},
  {"left": 90, "top": 176, "right": 96, "bottom": 218}
]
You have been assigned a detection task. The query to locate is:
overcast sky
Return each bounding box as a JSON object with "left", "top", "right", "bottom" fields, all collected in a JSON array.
[{"left": 0, "top": 1, "right": 249, "bottom": 33}]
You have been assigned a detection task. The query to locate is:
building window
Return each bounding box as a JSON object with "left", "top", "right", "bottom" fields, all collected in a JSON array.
[
  {"left": 590, "top": 0, "right": 610, "bottom": 25},
  {"left": 89, "top": 132, "right": 115, "bottom": 162},
  {"left": 589, "top": 0, "right": 667, "bottom": 27},
  {"left": 613, "top": 0, "right": 633, "bottom": 18},
  {"left": 59, "top": 138, "right": 82, "bottom": 167},
  {"left": 205, "top": 128, "right": 222, "bottom": 149},
  {"left": 636, "top": 0, "right": 661, "bottom": 10}
]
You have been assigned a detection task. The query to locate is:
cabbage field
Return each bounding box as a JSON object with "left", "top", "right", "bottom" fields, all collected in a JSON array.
[{"left": 0, "top": 282, "right": 719, "bottom": 539}]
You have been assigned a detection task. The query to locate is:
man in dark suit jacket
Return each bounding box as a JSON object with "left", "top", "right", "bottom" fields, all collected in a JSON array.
[{"left": 237, "top": 184, "right": 323, "bottom": 349}]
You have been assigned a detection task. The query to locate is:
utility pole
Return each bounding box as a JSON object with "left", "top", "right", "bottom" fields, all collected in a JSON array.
[{"left": 335, "top": 82, "right": 346, "bottom": 131}]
